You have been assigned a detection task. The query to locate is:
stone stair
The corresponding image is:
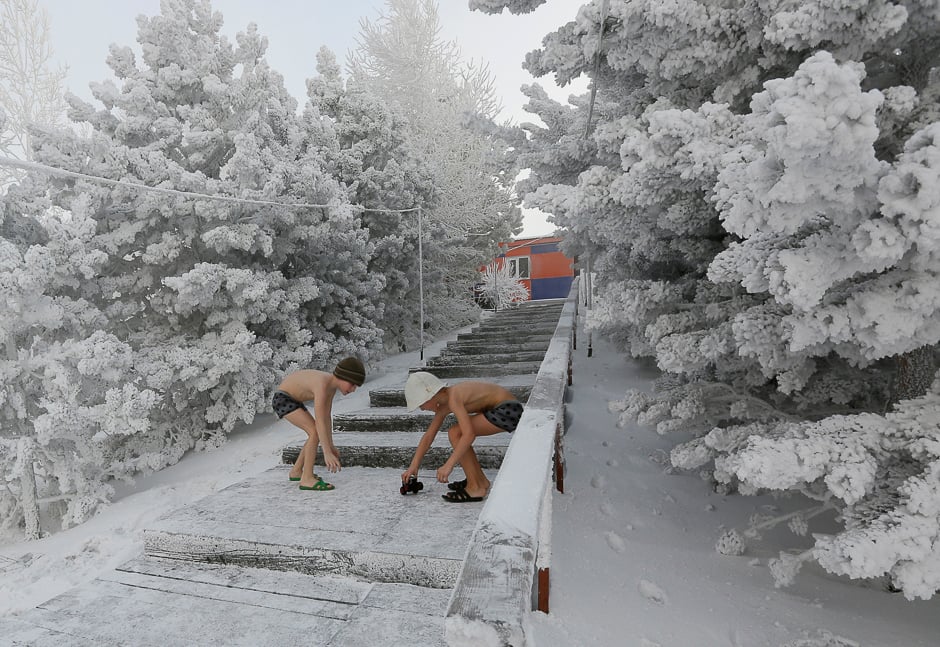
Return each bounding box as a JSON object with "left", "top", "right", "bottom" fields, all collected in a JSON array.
[
  {"left": 0, "top": 299, "right": 569, "bottom": 647},
  {"left": 281, "top": 300, "right": 565, "bottom": 468}
]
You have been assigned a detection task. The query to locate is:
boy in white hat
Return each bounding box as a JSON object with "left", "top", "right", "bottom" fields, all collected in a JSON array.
[
  {"left": 401, "top": 371, "right": 523, "bottom": 502},
  {"left": 273, "top": 357, "right": 366, "bottom": 491}
]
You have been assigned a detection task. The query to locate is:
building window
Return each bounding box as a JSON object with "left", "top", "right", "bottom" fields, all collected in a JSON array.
[{"left": 508, "top": 256, "right": 530, "bottom": 279}]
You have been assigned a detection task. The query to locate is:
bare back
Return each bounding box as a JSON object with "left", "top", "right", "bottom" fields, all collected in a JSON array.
[
  {"left": 278, "top": 369, "right": 336, "bottom": 404},
  {"left": 447, "top": 381, "right": 517, "bottom": 414}
]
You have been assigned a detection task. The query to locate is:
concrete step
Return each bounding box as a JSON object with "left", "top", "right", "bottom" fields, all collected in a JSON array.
[
  {"left": 142, "top": 467, "right": 491, "bottom": 590},
  {"left": 439, "top": 340, "right": 550, "bottom": 355},
  {"left": 456, "top": 331, "right": 553, "bottom": 343},
  {"left": 0, "top": 556, "right": 452, "bottom": 646},
  {"left": 475, "top": 320, "right": 557, "bottom": 331},
  {"left": 480, "top": 304, "right": 563, "bottom": 319},
  {"left": 473, "top": 320, "right": 557, "bottom": 333},
  {"left": 368, "top": 383, "right": 533, "bottom": 408},
  {"left": 281, "top": 431, "right": 509, "bottom": 469},
  {"left": 426, "top": 351, "right": 546, "bottom": 366},
  {"left": 334, "top": 408, "right": 442, "bottom": 433},
  {"left": 408, "top": 361, "right": 543, "bottom": 378}
]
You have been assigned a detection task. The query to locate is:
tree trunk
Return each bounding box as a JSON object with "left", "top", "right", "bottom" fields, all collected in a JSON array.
[
  {"left": 18, "top": 440, "right": 41, "bottom": 540},
  {"left": 893, "top": 345, "right": 938, "bottom": 404}
]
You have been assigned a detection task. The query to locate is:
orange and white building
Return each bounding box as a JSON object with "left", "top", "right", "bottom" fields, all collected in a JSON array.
[{"left": 495, "top": 236, "right": 575, "bottom": 301}]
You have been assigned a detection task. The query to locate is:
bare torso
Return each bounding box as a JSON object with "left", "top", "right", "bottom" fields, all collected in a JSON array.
[
  {"left": 447, "top": 381, "right": 517, "bottom": 414},
  {"left": 277, "top": 369, "right": 335, "bottom": 403}
]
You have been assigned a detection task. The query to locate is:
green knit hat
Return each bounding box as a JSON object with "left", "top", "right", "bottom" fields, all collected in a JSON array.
[{"left": 333, "top": 357, "right": 365, "bottom": 386}]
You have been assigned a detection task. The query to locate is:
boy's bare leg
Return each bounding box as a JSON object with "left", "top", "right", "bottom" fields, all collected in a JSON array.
[
  {"left": 290, "top": 437, "right": 306, "bottom": 478},
  {"left": 284, "top": 409, "right": 323, "bottom": 488},
  {"left": 447, "top": 416, "right": 502, "bottom": 498}
]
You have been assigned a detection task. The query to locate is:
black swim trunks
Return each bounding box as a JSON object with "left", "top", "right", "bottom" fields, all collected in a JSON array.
[
  {"left": 272, "top": 390, "right": 307, "bottom": 418},
  {"left": 483, "top": 400, "right": 524, "bottom": 432}
]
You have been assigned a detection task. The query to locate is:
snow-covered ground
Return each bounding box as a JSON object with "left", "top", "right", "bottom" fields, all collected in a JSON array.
[
  {"left": 2, "top": 322, "right": 940, "bottom": 646},
  {"left": 531, "top": 331, "right": 940, "bottom": 647}
]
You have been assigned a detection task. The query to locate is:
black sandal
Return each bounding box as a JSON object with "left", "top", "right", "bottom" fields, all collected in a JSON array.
[
  {"left": 447, "top": 479, "right": 468, "bottom": 491},
  {"left": 442, "top": 488, "right": 484, "bottom": 503}
]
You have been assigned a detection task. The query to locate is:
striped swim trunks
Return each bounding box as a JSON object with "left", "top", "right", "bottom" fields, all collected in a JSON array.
[
  {"left": 272, "top": 390, "right": 307, "bottom": 418},
  {"left": 483, "top": 400, "right": 524, "bottom": 433}
]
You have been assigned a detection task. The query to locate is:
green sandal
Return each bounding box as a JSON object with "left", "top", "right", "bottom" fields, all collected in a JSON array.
[
  {"left": 289, "top": 473, "right": 320, "bottom": 482},
  {"left": 299, "top": 479, "right": 335, "bottom": 491}
]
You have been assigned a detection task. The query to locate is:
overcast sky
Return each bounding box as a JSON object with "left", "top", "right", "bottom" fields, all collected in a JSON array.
[{"left": 42, "top": 1, "right": 590, "bottom": 237}]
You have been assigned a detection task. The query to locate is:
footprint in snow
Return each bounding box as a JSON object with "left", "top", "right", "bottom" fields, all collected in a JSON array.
[
  {"left": 605, "top": 531, "right": 626, "bottom": 553},
  {"left": 590, "top": 474, "right": 606, "bottom": 489},
  {"left": 638, "top": 579, "right": 668, "bottom": 605},
  {"left": 599, "top": 501, "right": 615, "bottom": 516}
]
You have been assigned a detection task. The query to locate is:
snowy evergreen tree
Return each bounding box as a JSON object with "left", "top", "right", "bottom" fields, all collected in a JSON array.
[
  {"left": 305, "top": 47, "right": 432, "bottom": 352},
  {"left": 0, "top": 199, "right": 158, "bottom": 538},
  {"left": 349, "top": 0, "right": 522, "bottom": 335},
  {"left": 477, "top": 0, "right": 940, "bottom": 597},
  {"left": 3, "top": 0, "right": 382, "bottom": 533}
]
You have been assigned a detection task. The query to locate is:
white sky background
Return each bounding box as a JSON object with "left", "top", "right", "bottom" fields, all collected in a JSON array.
[{"left": 42, "top": 0, "right": 589, "bottom": 237}]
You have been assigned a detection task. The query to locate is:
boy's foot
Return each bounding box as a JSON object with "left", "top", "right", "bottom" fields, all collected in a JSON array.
[
  {"left": 442, "top": 488, "right": 484, "bottom": 503},
  {"left": 447, "top": 479, "right": 468, "bottom": 491},
  {"left": 289, "top": 472, "right": 320, "bottom": 482},
  {"left": 299, "top": 478, "right": 334, "bottom": 491}
]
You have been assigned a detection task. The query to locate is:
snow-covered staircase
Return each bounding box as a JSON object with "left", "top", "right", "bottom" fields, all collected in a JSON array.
[
  {"left": 279, "top": 299, "right": 564, "bottom": 469},
  {"left": 0, "top": 298, "right": 570, "bottom": 647}
]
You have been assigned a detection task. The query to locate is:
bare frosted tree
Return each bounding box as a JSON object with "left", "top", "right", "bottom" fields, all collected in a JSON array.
[
  {"left": 348, "top": 0, "right": 520, "bottom": 313},
  {"left": 0, "top": 0, "right": 66, "bottom": 187},
  {"left": 349, "top": 0, "right": 500, "bottom": 120}
]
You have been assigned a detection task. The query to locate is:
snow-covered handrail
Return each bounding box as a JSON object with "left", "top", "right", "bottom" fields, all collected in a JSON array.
[{"left": 444, "top": 278, "right": 578, "bottom": 647}]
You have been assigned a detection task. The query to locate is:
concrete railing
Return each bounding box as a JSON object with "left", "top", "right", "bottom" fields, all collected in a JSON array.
[{"left": 444, "top": 278, "right": 578, "bottom": 647}]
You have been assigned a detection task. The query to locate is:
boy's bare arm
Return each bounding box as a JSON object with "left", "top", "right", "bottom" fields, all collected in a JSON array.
[
  {"left": 313, "top": 380, "right": 341, "bottom": 471},
  {"left": 403, "top": 408, "right": 448, "bottom": 478}
]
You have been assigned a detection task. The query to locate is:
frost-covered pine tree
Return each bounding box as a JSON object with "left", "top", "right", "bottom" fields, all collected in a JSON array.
[
  {"left": 305, "top": 47, "right": 433, "bottom": 352},
  {"left": 0, "top": 199, "right": 158, "bottom": 538},
  {"left": 477, "top": 0, "right": 940, "bottom": 597},
  {"left": 5, "top": 0, "right": 382, "bottom": 532},
  {"left": 701, "top": 48, "right": 940, "bottom": 599}
]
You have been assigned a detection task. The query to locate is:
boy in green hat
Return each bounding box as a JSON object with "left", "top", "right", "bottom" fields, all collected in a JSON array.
[{"left": 272, "top": 357, "right": 365, "bottom": 491}]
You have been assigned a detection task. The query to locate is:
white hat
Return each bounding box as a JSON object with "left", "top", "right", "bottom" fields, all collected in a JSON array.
[{"left": 405, "top": 372, "right": 446, "bottom": 410}]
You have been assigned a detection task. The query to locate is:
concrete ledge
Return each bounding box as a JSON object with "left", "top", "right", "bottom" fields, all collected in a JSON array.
[{"left": 445, "top": 280, "right": 577, "bottom": 647}]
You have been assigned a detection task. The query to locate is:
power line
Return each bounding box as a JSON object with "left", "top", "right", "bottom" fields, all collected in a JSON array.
[{"left": 0, "top": 157, "right": 417, "bottom": 214}]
